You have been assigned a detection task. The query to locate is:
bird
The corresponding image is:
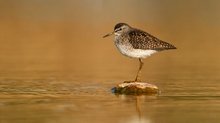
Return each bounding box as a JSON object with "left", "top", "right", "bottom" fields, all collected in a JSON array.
[{"left": 103, "top": 23, "right": 176, "bottom": 83}]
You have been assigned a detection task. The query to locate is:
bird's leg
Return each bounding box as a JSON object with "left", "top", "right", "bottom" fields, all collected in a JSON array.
[
  {"left": 135, "top": 58, "right": 144, "bottom": 82},
  {"left": 124, "top": 58, "right": 144, "bottom": 83}
]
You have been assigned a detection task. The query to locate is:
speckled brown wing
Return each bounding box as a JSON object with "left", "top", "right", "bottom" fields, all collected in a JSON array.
[{"left": 128, "top": 29, "right": 176, "bottom": 50}]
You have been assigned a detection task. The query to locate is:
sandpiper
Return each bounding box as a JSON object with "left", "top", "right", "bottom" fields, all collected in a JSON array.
[{"left": 103, "top": 23, "right": 176, "bottom": 83}]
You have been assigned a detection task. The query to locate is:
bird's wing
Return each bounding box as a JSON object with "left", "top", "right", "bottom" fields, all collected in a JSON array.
[{"left": 128, "top": 29, "right": 176, "bottom": 50}]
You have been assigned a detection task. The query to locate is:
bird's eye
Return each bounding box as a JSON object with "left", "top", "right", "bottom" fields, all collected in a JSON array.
[{"left": 115, "top": 28, "right": 122, "bottom": 32}]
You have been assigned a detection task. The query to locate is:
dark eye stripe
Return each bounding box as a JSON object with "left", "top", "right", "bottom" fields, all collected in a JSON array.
[{"left": 115, "top": 28, "right": 122, "bottom": 32}]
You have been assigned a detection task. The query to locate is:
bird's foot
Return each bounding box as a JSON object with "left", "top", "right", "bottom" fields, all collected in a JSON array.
[
  {"left": 123, "top": 80, "right": 141, "bottom": 83},
  {"left": 123, "top": 80, "right": 135, "bottom": 83}
]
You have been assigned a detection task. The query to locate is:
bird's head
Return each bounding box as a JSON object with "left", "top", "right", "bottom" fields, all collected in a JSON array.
[{"left": 103, "top": 23, "right": 131, "bottom": 38}]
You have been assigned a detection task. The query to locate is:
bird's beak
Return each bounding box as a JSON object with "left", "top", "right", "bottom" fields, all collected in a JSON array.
[{"left": 103, "top": 31, "right": 114, "bottom": 38}]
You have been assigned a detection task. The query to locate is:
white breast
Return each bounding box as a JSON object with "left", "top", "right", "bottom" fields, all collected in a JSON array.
[{"left": 115, "top": 44, "right": 158, "bottom": 59}]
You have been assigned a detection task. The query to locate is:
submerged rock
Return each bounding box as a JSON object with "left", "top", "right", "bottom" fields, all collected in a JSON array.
[{"left": 112, "top": 82, "right": 159, "bottom": 94}]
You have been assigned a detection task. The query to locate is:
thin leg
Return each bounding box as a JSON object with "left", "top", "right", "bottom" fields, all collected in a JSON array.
[
  {"left": 135, "top": 58, "right": 144, "bottom": 82},
  {"left": 124, "top": 58, "right": 144, "bottom": 83}
]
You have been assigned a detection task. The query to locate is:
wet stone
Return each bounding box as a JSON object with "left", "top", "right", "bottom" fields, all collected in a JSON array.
[{"left": 112, "top": 82, "right": 159, "bottom": 94}]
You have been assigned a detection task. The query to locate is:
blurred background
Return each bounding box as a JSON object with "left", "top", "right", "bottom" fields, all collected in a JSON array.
[
  {"left": 1, "top": 0, "right": 220, "bottom": 77},
  {"left": 1, "top": 1, "right": 220, "bottom": 123}
]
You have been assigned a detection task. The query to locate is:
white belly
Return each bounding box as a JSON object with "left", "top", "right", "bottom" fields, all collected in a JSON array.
[{"left": 116, "top": 45, "right": 158, "bottom": 59}]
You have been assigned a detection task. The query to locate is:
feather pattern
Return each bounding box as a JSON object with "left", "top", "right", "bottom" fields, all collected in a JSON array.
[{"left": 127, "top": 29, "right": 176, "bottom": 50}]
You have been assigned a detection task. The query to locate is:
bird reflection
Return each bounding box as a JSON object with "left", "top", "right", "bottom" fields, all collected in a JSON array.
[{"left": 115, "top": 93, "right": 158, "bottom": 121}]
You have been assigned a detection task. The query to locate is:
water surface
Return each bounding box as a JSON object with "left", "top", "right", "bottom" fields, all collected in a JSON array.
[{"left": 1, "top": 1, "right": 220, "bottom": 123}]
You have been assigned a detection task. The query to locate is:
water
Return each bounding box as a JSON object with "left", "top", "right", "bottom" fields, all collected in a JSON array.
[
  {"left": 1, "top": 1, "right": 220, "bottom": 123},
  {"left": 1, "top": 56, "right": 220, "bottom": 123}
]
